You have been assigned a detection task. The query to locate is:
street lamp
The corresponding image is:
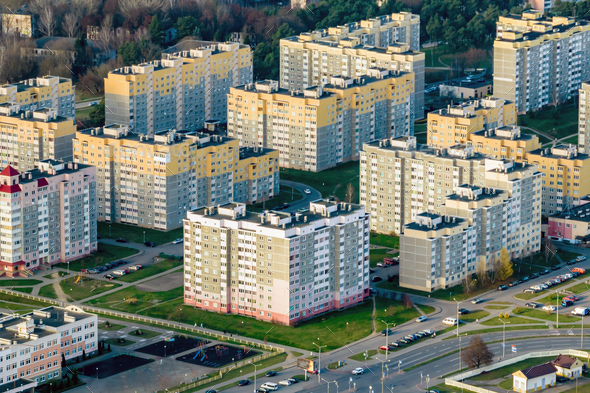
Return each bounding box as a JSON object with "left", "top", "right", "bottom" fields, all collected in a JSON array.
[
  {"left": 375, "top": 357, "right": 391, "bottom": 393},
  {"left": 312, "top": 340, "right": 326, "bottom": 383},
  {"left": 96, "top": 367, "right": 99, "bottom": 379},
  {"left": 249, "top": 361, "right": 261, "bottom": 393},
  {"left": 499, "top": 319, "right": 510, "bottom": 358},
  {"left": 556, "top": 290, "right": 560, "bottom": 329},
  {"left": 164, "top": 345, "right": 167, "bottom": 357},
  {"left": 454, "top": 298, "right": 460, "bottom": 337},
  {"left": 380, "top": 320, "right": 395, "bottom": 360}
]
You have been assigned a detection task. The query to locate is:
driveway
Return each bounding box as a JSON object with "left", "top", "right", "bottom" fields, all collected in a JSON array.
[{"left": 280, "top": 180, "right": 322, "bottom": 212}]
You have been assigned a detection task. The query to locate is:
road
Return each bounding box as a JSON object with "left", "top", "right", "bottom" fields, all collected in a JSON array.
[
  {"left": 75, "top": 100, "right": 100, "bottom": 109},
  {"left": 280, "top": 180, "right": 322, "bottom": 212}
]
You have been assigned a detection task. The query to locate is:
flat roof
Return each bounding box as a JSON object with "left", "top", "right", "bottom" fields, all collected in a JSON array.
[
  {"left": 471, "top": 129, "right": 535, "bottom": 142},
  {"left": 404, "top": 216, "right": 466, "bottom": 232}
]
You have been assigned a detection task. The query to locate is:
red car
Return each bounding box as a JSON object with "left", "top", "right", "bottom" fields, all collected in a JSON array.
[{"left": 564, "top": 295, "right": 579, "bottom": 302}]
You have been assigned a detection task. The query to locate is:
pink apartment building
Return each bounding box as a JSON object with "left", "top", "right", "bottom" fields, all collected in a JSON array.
[{"left": 0, "top": 160, "right": 97, "bottom": 277}]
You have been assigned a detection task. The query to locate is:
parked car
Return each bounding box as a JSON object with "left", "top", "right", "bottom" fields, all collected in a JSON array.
[
  {"left": 256, "top": 389, "right": 269, "bottom": 393},
  {"left": 172, "top": 238, "right": 183, "bottom": 244},
  {"left": 128, "top": 265, "right": 143, "bottom": 271},
  {"left": 87, "top": 269, "right": 98, "bottom": 274},
  {"left": 522, "top": 276, "right": 530, "bottom": 282},
  {"left": 576, "top": 256, "right": 587, "bottom": 262},
  {"left": 497, "top": 285, "right": 508, "bottom": 291},
  {"left": 543, "top": 281, "right": 553, "bottom": 287},
  {"left": 471, "top": 298, "right": 484, "bottom": 304},
  {"left": 204, "top": 390, "right": 217, "bottom": 393},
  {"left": 414, "top": 332, "right": 426, "bottom": 338},
  {"left": 508, "top": 281, "right": 519, "bottom": 287},
  {"left": 567, "top": 259, "right": 577, "bottom": 265},
  {"left": 539, "top": 284, "right": 549, "bottom": 290},
  {"left": 113, "top": 270, "right": 127, "bottom": 276},
  {"left": 525, "top": 303, "right": 539, "bottom": 308},
  {"left": 398, "top": 338, "right": 410, "bottom": 344},
  {"left": 287, "top": 378, "right": 299, "bottom": 384},
  {"left": 416, "top": 316, "right": 428, "bottom": 323},
  {"left": 144, "top": 241, "right": 156, "bottom": 247},
  {"left": 556, "top": 376, "right": 570, "bottom": 383},
  {"left": 116, "top": 238, "right": 127, "bottom": 243},
  {"left": 562, "top": 300, "right": 574, "bottom": 307},
  {"left": 96, "top": 266, "right": 107, "bottom": 272},
  {"left": 551, "top": 265, "right": 562, "bottom": 271},
  {"left": 542, "top": 305, "right": 556, "bottom": 311},
  {"left": 371, "top": 276, "right": 383, "bottom": 282},
  {"left": 103, "top": 274, "right": 116, "bottom": 280},
  {"left": 238, "top": 380, "right": 250, "bottom": 386},
  {"left": 369, "top": 268, "right": 376, "bottom": 274},
  {"left": 531, "top": 285, "right": 542, "bottom": 291},
  {"left": 265, "top": 371, "right": 277, "bottom": 377},
  {"left": 390, "top": 342, "right": 402, "bottom": 347},
  {"left": 81, "top": 268, "right": 89, "bottom": 273},
  {"left": 352, "top": 368, "right": 364, "bottom": 375},
  {"left": 572, "top": 307, "right": 590, "bottom": 316},
  {"left": 279, "top": 380, "right": 293, "bottom": 386},
  {"left": 458, "top": 309, "right": 470, "bottom": 315},
  {"left": 564, "top": 295, "right": 579, "bottom": 302},
  {"left": 381, "top": 329, "right": 394, "bottom": 336},
  {"left": 523, "top": 289, "right": 537, "bottom": 294},
  {"left": 376, "top": 263, "right": 385, "bottom": 267},
  {"left": 369, "top": 289, "right": 377, "bottom": 296},
  {"left": 530, "top": 273, "right": 540, "bottom": 279},
  {"left": 420, "top": 329, "right": 434, "bottom": 336},
  {"left": 573, "top": 267, "right": 586, "bottom": 274},
  {"left": 303, "top": 189, "right": 311, "bottom": 194},
  {"left": 540, "top": 269, "right": 550, "bottom": 275}
]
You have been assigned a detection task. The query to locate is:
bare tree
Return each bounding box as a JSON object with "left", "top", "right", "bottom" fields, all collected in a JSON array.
[
  {"left": 37, "top": 4, "right": 56, "bottom": 37},
  {"left": 461, "top": 335, "right": 494, "bottom": 369},
  {"left": 345, "top": 183, "right": 356, "bottom": 203},
  {"left": 119, "top": 0, "right": 166, "bottom": 17},
  {"left": 544, "top": 238, "right": 556, "bottom": 265},
  {"left": 71, "top": 0, "right": 101, "bottom": 19},
  {"left": 401, "top": 293, "right": 414, "bottom": 309},
  {"left": 463, "top": 276, "right": 476, "bottom": 294},
  {"left": 477, "top": 260, "right": 489, "bottom": 286},
  {"left": 63, "top": 13, "right": 81, "bottom": 38}
]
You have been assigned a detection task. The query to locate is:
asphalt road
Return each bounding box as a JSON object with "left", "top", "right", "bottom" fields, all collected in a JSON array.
[
  {"left": 75, "top": 100, "right": 100, "bottom": 109},
  {"left": 280, "top": 180, "right": 322, "bottom": 212}
]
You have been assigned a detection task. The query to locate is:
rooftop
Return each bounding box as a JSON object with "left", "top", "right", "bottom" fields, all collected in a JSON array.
[
  {"left": 528, "top": 144, "right": 589, "bottom": 160},
  {"left": 446, "top": 184, "right": 505, "bottom": 202},
  {"left": 404, "top": 212, "right": 466, "bottom": 232},
  {"left": 549, "top": 201, "right": 590, "bottom": 223},
  {"left": 513, "top": 362, "right": 557, "bottom": 379}
]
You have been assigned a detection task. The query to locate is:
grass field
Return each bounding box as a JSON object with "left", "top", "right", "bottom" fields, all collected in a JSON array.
[
  {"left": 484, "top": 305, "right": 510, "bottom": 310},
  {"left": 105, "top": 338, "right": 136, "bottom": 347},
  {"left": 43, "top": 272, "right": 68, "bottom": 279},
  {"left": 469, "top": 356, "right": 555, "bottom": 381},
  {"left": 60, "top": 277, "right": 121, "bottom": 302},
  {"left": 97, "top": 222, "right": 183, "bottom": 245},
  {"left": 13, "top": 287, "right": 34, "bottom": 294},
  {"left": 55, "top": 243, "right": 138, "bottom": 271},
  {"left": 38, "top": 284, "right": 58, "bottom": 299},
  {"left": 418, "top": 304, "right": 436, "bottom": 314},
  {"left": 349, "top": 349, "right": 378, "bottom": 361},
  {"left": 560, "top": 281, "right": 590, "bottom": 295},
  {"left": 370, "top": 249, "right": 392, "bottom": 268},
  {"left": 498, "top": 378, "right": 514, "bottom": 390},
  {"left": 518, "top": 308, "right": 581, "bottom": 323},
  {"left": 248, "top": 186, "right": 302, "bottom": 212},
  {"left": 85, "top": 285, "right": 183, "bottom": 314},
  {"left": 75, "top": 106, "right": 94, "bottom": 126},
  {"left": 375, "top": 297, "right": 423, "bottom": 326},
  {"left": 514, "top": 292, "right": 542, "bottom": 300},
  {"left": 0, "top": 301, "right": 41, "bottom": 311},
  {"left": 115, "top": 259, "right": 183, "bottom": 283},
  {"left": 369, "top": 233, "right": 400, "bottom": 249},
  {"left": 0, "top": 293, "right": 50, "bottom": 307},
  {"left": 480, "top": 316, "right": 541, "bottom": 326},
  {"left": 459, "top": 310, "right": 490, "bottom": 323},
  {"left": 518, "top": 101, "right": 578, "bottom": 140},
  {"left": 98, "top": 322, "right": 125, "bottom": 331},
  {"left": 0, "top": 279, "right": 42, "bottom": 286},
  {"left": 279, "top": 161, "right": 359, "bottom": 202}
]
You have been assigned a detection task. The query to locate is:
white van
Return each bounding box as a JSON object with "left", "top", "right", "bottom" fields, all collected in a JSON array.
[
  {"left": 577, "top": 256, "right": 587, "bottom": 262},
  {"left": 113, "top": 270, "right": 127, "bottom": 276},
  {"left": 261, "top": 382, "right": 279, "bottom": 391},
  {"left": 442, "top": 317, "right": 458, "bottom": 326},
  {"left": 572, "top": 307, "right": 590, "bottom": 316}
]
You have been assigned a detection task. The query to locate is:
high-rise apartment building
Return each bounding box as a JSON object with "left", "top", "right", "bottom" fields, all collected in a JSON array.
[
  {"left": 0, "top": 75, "right": 75, "bottom": 118},
  {"left": 228, "top": 70, "right": 415, "bottom": 172},
  {"left": 578, "top": 82, "right": 590, "bottom": 152},
  {"left": 105, "top": 42, "right": 252, "bottom": 135},
  {"left": 360, "top": 136, "right": 541, "bottom": 234},
  {"left": 182, "top": 200, "right": 370, "bottom": 326},
  {"left": 0, "top": 160, "right": 97, "bottom": 277},
  {"left": 468, "top": 125, "right": 541, "bottom": 160},
  {"left": 400, "top": 166, "right": 542, "bottom": 292},
  {"left": 0, "top": 104, "right": 77, "bottom": 172},
  {"left": 280, "top": 15, "right": 424, "bottom": 119},
  {"left": 426, "top": 98, "right": 517, "bottom": 150},
  {"left": 0, "top": 306, "right": 98, "bottom": 388},
  {"left": 526, "top": 144, "right": 590, "bottom": 216},
  {"left": 494, "top": 11, "right": 590, "bottom": 114},
  {"left": 74, "top": 125, "right": 279, "bottom": 231}
]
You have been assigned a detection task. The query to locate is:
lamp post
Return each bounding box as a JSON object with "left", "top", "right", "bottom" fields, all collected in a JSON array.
[
  {"left": 312, "top": 340, "right": 327, "bottom": 383},
  {"left": 582, "top": 310, "right": 584, "bottom": 349},
  {"left": 96, "top": 367, "right": 98, "bottom": 379},
  {"left": 109, "top": 224, "right": 111, "bottom": 237},
  {"left": 375, "top": 357, "right": 390, "bottom": 393},
  {"left": 380, "top": 320, "right": 395, "bottom": 360},
  {"left": 556, "top": 290, "right": 560, "bottom": 328},
  {"left": 426, "top": 374, "right": 430, "bottom": 391},
  {"left": 143, "top": 231, "right": 146, "bottom": 244},
  {"left": 499, "top": 319, "right": 510, "bottom": 358},
  {"left": 454, "top": 298, "right": 460, "bottom": 337},
  {"left": 250, "top": 361, "right": 261, "bottom": 393}
]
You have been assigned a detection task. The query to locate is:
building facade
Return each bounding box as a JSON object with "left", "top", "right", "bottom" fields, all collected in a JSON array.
[
  {"left": 0, "top": 104, "right": 77, "bottom": 172},
  {"left": 426, "top": 98, "right": 517, "bottom": 150},
  {"left": 104, "top": 42, "right": 252, "bottom": 135},
  {"left": 578, "top": 82, "right": 590, "bottom": 153},
  {"left": 74, "top": 125, "right": 279, "bottom": 231},
  {"left": 1, "top": 12, "right": 35, "bottom": 37},
  {"left": 494, "top": 11, "right": 590, "bottom": 113},
  {"left": 228, "top": 70, "right": 415, "bottom": 172},
  {"left": 0, "top": 306, "right": 98, "bottom": 388},
  {"left": 526, "top": 144, "right": 590, "bottom": 216},
  {"left": 182, "top": 200, "right": 370, "bottom": 326},
  {"left": 280, "top": 29, "right": 424, "bottom": 119},
  {"left": 0, "top": 161, "right": 97, "bottom": 277},
  {"left": 439, "top": 82, "right": 492, "bottom": 100},
  {"left": 469, "top": 126, "right": 541, "bottom": 161},
  {"left": 0, "top": 76, "right": 75, "bottom": 118},
  {"left": 546, "top": 198, "right": 590, "bottom": 243}
]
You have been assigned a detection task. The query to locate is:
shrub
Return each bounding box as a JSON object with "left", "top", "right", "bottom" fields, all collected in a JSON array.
[
  {"left": 513, "top": 307, "right": 522, "bottom": 315},
  {"left": 499, "top": 312, "right": 503, "bottom": 318},
  {"left": 504, "top": 313, "right": 509, "bottom": 318}
]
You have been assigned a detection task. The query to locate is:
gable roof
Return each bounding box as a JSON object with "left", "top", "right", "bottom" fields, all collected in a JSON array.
[
  {"left": 553, "top": 355, "right": 581, "bottom": 369},
  {"left": 0, "top": 166, "right": 20, "bottom": 177},
  {"left": 513, "top": 363, "right": 557, "bottom": 379}
]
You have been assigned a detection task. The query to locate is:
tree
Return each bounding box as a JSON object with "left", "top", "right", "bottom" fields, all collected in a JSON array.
[
  {"left": 498, "top": 247, "right": 514, "bottom": 281},
  {"left": 477, "top": 260, "right": 489, "bottom": 286},
  {"left": 89, "top": 98, "right": 105, "bottom": 127},
  {"left": 61, "top": 353, "right": 66, "bottom": 368},
  {"left": 72, "top": 368, "right": 80, "bottom": 384},
  {"left": 82, "top": 349, "right": 86, "bottom": 360},
  {"left": 345, "top": 183, "right": 356, "bottom": 203},
  {"left": 63, "top": 13, "right": 81, "bottom": 38},
  {"left": 118, "top": 41, "right": 140, "bottom": 65},
  {"left": 461, "top": 335, "right": 494, "bottom": 369},
  {"left": 37, "top": 4, "right": 56, "bottom": 37},
  {"left": 148, "top": 15, "right": 163, "bottom": 46},
  {"left": 463, "top": 276, "right": 476, "bottom": 294},
  {"left": 544, "top": 238, "right": 556, "bottom": 264},
  {"left": 402, "top": 293, "right": 413, "bottom": 309},
  {"left": 175, "top": 16, "right": 199, "bottom": 41}
]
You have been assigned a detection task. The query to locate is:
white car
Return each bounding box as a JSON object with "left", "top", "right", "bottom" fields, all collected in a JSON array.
[
  {"left": 416, "top": 316, "right": 427, "bottom": 323},
  {"left": 542, "top": 305, "right": 556, "bottom": 311},
  {"left": 304, "top": 189, "right": 311, "bottom": 194},
  {"left": 279, "top": 380, "right": 293, "bottom": 386},
  {"left": 471, "top": 298, "right": 483, "bottom": 304},
  {"left": 172, "top": 238, "right": 183, "bottom": 244},
  {"left": 352, "top": 367, "right": 364, "bottom": 375},
  {"left": 577, "top": 256, "right": 587, "bottom": 262},
  {"left": 539, "top": 284, "right": 549, "bottom": 290}
]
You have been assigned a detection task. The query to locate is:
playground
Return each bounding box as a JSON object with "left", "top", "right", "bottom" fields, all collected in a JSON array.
[
  {"left": 176, "top": 343, "right": 260, "bottom": 368},
  {"left": 135, "top": 335, "right": 209, "bottom": 357},
  {"left": 79, "top": 354, "right": 154, "bottom": 379}
]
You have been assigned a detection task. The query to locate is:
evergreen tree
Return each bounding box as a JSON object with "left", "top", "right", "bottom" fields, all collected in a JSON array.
[
  {"left": 149, "top": 15, "right": 163, "bottom": 46},
  {"left": 61, "top": 353, "right": 66, "bottom": 368},
  {"left": 174, "top": 16, "right": 199, "bottom": 41},
  {"left": 89, "top": 98, "right": 105, "bottom": 127}
]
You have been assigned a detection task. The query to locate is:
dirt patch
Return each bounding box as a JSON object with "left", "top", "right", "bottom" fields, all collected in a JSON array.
[{"left": 135, "top": 272, "right": 183, "bottom": 292}]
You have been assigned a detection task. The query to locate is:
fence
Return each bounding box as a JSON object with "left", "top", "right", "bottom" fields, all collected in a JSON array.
[{"left": 445, "top": 349, "right": 590, "bottom": 393}]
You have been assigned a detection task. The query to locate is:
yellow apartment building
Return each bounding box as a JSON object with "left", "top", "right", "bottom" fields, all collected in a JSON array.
[{"left": 469, "top": 125, "right": 541, "bottom": 160}]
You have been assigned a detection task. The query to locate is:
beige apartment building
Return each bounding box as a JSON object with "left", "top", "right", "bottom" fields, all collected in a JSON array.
[
  {"left": 360, "top": 136, "right": 542, "bottom": 235},
  {"left": 494, "top": 11, "right": 590, "bottom": 114},
  {"left": 469, "top": 125, "right": 541, "bottom": 160},
  {"left": 105, "top": 42, "right": 252, "bottom": 135},
  {"left": 426, "top": 98, "right": 517, "bottom": 150},
  {"left": 578, "top": 82, "right": 590, "bottom": 153},
  {"left": 0, "top": 76, "right": 75, "bottom": 118},
  {"left": 280, "top": 18, "right": 425, "bottom": 119},
  {"left": 182, "top": 200, "right": 370, "bottom": 326},
  {"left": 1, "top": 11, "right": 35, "bottom": 37},
  {"left": 228, "top": 70, "right": 414, "bottom": 172},
  {"left": 0, "top": 306, "right": 98, "bottom": 389},
  {"left": 0, "top": 103, "right": 76, "bottom": 172},
  {"left": 74, "top": 124, "right": 279, "bottom": 231}
]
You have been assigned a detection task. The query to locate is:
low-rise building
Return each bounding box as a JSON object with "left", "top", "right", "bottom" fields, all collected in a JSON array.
[
  {"left": 1, "top": 11, "right": 35, "bottom": 37},
  {"left": 439, "top": 81, "right": 492, "bottom": 100},
  {"left": 427, "top": 98, "right": 517, "bottom": 150},
  {"left": 74, "top": 125, "right": 278, "bottom": 231},
  {"left": 182, "top": 200, "right": 370, "bottom": 326},
  {"left": 469, "top": 126, "right": 541, "bottom": 161},
  {"left": 0, "top": 103, "right": 77, "bottom": 172},
  {"left": 0, "top": 161, "right": 97, "bottom": 277},
  {"left": 546, "top": 199, "right": 590, "bottom": 243},
  {"left": 0, "top": 306, "right": 98, "bottom": 388},
  {"left": 512, "top": 363, "right": 557, "bottom": 393},
  {"left": 552, "top": 354, "right": 583, "bottom": 379}
]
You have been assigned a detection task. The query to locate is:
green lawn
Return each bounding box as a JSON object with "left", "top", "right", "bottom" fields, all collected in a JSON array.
[
  {"left": 514, "top": 292, "right": 542, "bottom": 300},
  {"left": 480, "top": 316, "right": 541, "bottom": 326},
  {"left": 76, "top": 106, "right": 94, "bottom": 126},
  {"left": 292, "top": 351, "right": 303, "bottom": 357},
  {"left": 560, "top": 281, "right": 590, "bottom": 296},
  {"left": 484, "top": 305, "right": 510, "bottom": 310},
  {"left": 85, "top": 285, "right": 183, "bottom": 314},
  {"left": 279, "top": 161, "right": 359, "bottom": 202},
  {"left": 498, "top": 378, "right": 514, "bottom": 390},
  {"left": 0, "top": 279, "right": 42, "bottom": 286},
  {"left": 38, "top": 284, "right": 58, "bottom": 299},
  {"left": 248, "top": 186, "right": 302, "bottom": 212},
  {"left": 60, "top": 277, "right": 121, "bottom": 302},
  {"left": 517, "top": 101, "right": 578, "bottom": 140},
  {"left": 370, "top": 249, "right": 392, "bottom": 268},
  {"left": 459, "top": 310, "right": 490, "bottom": 323},
  {"left": 98, "top": 322, "right": 125, "bottom": 331},
  {"left": 459, "top": 325, "right": 548, "bottom": 336},
  {"left": 520, "top": 250, "right": 581, "bottom": 268},
  {"left": 43, "top": 272, "right": 68, "bottom": 279},
  {"left": 518, "top": 308, "right": 581, "bottom": 323},
  {"left": 55, "top": 243, "right": 138, "bottom": 271},
  {"left": 428, "top": 383, "right": 468, "bottom": 393},
  {"left": 96, "top": 222, "right": 183, "bottom": 245},
  {"left": 422, "top": 46, "right": 450, "bottom": 68},
  {"left": 561, "top": 135, "right": 579, "bottom": 145},
  {"left": 375, "top": 281, "right": 478, "bottom": 302},
  {"left": 559, "top": 378, "right": 590, "bottom": 393},
  {"left": 418, "top": 304, "right": 436, "bottom": 314},
  {"left": 127, "top": 329, "right": 161, "bottom": 339},
  {"left": 536, "top": 292, "right": 574, "bottom": 304},
  {"left": 105, "top": 338, "right": 136, "bottom": 347},
  {"left": 375, "top": 297, "right": 422, "bottom": 326},
  {"left": 0, "top": 301, "right": 41, "bottom": 311},
  {"left": 0, "top": 293, "right": 50, "bottom": 307},
  {"left": 469, "top": 356, "right": 555, "bottom": 381},
  {"left": 349, "top": 349, "right": 378, "bottom": 361},
  {"left": 13, "top": 287, "right": 34, "bottom": 294},
  {"left": 115, "top": 259, "right": 183, "bottom": 283},
  {"left": 139, "top": 297, "right": 377, "bottom": 351},
  {"left": 369, "top": 233, "right": 400, "bottom": 249}
]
